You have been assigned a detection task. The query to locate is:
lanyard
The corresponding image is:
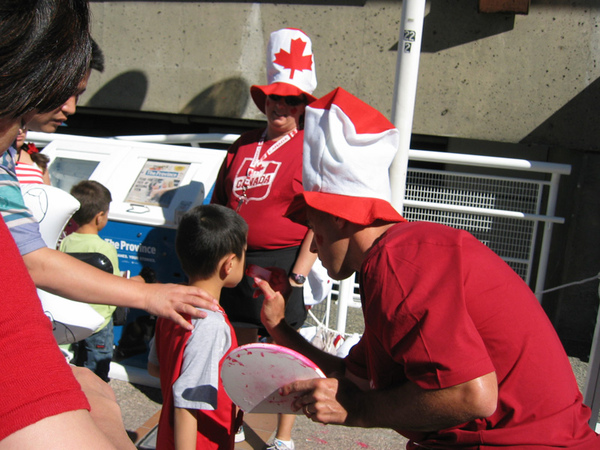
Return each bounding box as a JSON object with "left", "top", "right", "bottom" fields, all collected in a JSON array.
[{"left": 236, "top": 128, "right": 297, "bottom": 212}]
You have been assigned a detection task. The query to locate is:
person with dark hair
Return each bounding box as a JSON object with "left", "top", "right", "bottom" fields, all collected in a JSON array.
[
  {"left": 0, "top": 1, "right": 134, "bottom": 447},
  {"left": 148, "top": 204, "right": 248, "bottom": 449},
  {"left": 69, "top": 179, "right": 112, "bottom": 227},
  {"left": 27, "top": 38, "right": 104, "bottom": 133},
  {"left": 258, "top": 87, "right": 600, "bottom": 448},
  {"left": 59, "top": 180, "right": 121, "bottom": 382},
  {"left": 0, "top": 20, "right": 219, "bottom": 335},
  {"left": 15, "top": 126, "right": 51, "bottom": 184},
  {"left": 0, "top": 0, "right": 91, "bottom": 121}
]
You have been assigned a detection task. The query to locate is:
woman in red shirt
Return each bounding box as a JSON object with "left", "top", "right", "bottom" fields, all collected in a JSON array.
[{"left": 211, "top": 28, "right": 318, "bottom": 450}]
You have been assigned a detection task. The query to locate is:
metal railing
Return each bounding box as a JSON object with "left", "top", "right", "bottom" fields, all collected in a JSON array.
[
  {"left": 28, "top": 131, "right": 240, "bottom": 148},
  {"left": 329, "top": 149, "right": 570, "bottom": 335},
  {"left": 114, "top": 133, "right": 240, "bottom": 147}
]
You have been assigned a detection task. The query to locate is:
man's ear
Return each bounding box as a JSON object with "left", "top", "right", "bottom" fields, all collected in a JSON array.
[
  {"left": 332, "top": 215, "right": 348, "bottom": 230},
  {"left": 332, "top": 215, "right": 362, "bottom": 237}
]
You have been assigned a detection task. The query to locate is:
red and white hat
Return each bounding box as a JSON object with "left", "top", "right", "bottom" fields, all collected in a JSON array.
[
  {"left": 251, "top": 28, "right": 317, "bottom": 114},
  {"left": 287, "top": 87, "right": 406, "bottom": 226}
]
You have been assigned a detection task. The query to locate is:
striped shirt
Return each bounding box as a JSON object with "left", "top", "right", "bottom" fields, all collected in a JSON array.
[
  {"left": 0, "top": 147, "right": 46, "bottom": 255},
  {"left": 16, "top": 161, "right": 45, "bottom": 184}
]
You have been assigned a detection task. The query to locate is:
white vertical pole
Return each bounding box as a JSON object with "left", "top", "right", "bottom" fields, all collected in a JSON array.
[
  {"left": 534, "top": 172, "right": 564, "bottom": 303},
  {"left": 390, "top": 0, "right": 426, "bottom": 211},
  {"left": 335, "top": 0, "right": 426, "bottom": 336}
]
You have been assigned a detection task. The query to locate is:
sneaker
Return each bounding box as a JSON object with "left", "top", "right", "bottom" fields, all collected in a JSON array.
[
  {"left": 265, "top": 438, "right": 295, "bottom": 450},
  {"left": 235, "top": 425, "right": 245, "bottom": 443}
]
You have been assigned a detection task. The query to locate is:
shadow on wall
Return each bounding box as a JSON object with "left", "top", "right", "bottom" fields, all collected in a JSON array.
[
  {"left": 87, "top": 70, "right": 148, "bottom": 111},
  {"left": 389, "top": 0, "right": 515, "bottom": 53},
  {"left": 530, "top": 77, "right": 600, "bottom": 360},
  {"left": 521, "top": 76, "right": 600, "bottom": 152},
  {"left": 85, "top": 71, "right": 250, "bottom": 119},
  {"left": 180, "top": 77, "right": 250, "bottom": 118}
]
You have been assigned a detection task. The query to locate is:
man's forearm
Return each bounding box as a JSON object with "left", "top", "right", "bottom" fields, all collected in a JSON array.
[
  {"left": 347, "top": 372, "right": 498, "bottom": 432},
  {"left": 269, "top": 321, "right": 345, "bottom": 376}
]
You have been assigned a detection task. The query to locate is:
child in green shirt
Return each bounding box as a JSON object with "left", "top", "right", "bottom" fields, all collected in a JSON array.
[{"left": 59, "top": 180, "right": 120, "bottom": 381}]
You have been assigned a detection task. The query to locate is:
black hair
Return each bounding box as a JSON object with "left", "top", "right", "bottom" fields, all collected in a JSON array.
[
  {"left": 69, "top": 180, "right": 112, "bottom": 226},
  {"left": 0, "top": 0, "right": 91, "bottom": 119},
  {"left": 91, "top": 38, "right": 105, "bottom": 73},
  {"left": 176, "top": 204, "right": 248, "bottom": 280},
  {"left": 31, "top": 151, "right": 50, "bottom": 171}
]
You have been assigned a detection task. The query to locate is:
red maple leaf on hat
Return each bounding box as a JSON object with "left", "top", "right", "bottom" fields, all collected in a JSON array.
[{"left": 273, "top": 38, "right": 313, "bottom": 79}]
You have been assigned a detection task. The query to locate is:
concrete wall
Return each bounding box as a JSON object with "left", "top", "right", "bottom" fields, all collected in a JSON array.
[{"left": 86, "top": 0, "right": 600, "bottom": 150}]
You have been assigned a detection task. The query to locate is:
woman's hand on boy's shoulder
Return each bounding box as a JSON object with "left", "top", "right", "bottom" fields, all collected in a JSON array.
[{"left": 141, "top": 283, "right": 219, "bottom": 331}]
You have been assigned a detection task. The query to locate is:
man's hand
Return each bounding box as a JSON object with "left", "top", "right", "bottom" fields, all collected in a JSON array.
[
  {"left": 282, "top": 376, "right": 363, "bottom": 426},
  {"left": 140, "top": 282, "right": 219, "bottom": 331},
  {"left": 250, "top": 266, "right": 291, "bottom": 300},
  {"left": 266, "top": 266, "right": 292, "bottom": 299},
  {"left": 257, "top": 277, "right": 348, "bottom": 377},
  {"left": 256, "top": 277, "right": 286, "bottom": 333}
]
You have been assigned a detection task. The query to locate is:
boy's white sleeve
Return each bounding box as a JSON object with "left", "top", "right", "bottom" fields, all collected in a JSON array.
[{"left": 172, "top": 311, "right": 231, "bottom": 411}]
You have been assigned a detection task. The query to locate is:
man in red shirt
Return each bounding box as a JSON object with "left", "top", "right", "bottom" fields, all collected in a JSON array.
[{"left": 257, "top": 87, "right": 600, "bottom": 448}]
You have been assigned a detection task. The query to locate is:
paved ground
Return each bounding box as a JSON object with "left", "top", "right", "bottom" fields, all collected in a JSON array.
[
  {"left": 110, "top": 377, "right": 408, "bottom": 449},
  {"left": 111, "top": 356, "right": 591, "bottom": 449}
]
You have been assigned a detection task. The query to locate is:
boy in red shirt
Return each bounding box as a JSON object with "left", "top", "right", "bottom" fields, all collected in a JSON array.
[{"left": 148, "top": 205, "right": 246, "bottom": 449}]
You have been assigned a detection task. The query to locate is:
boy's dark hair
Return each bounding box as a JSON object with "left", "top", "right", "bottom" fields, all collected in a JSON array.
[
  {"left": 0, "top": 0, "right": 91, "bottom": 119},
  {"left": 70, "top": 180, "right": 112, "bottom": 226},
  {"left": 176, "top": 204, "right": 248, "bottom": 280}
]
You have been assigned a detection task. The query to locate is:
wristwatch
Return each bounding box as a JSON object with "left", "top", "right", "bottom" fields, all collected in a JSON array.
[{"left": 290, "top": 272, "right": 306, "bottom": 285}]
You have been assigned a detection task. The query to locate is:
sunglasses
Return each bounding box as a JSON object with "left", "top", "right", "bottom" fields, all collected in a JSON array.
[{"left": 268, "top": 94, "right": 306, "bottom": 107}]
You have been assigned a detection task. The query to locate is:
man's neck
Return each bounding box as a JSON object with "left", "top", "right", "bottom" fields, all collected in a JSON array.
[{"left": 353, "top": 222, "right": 397, "bottom": 268}]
